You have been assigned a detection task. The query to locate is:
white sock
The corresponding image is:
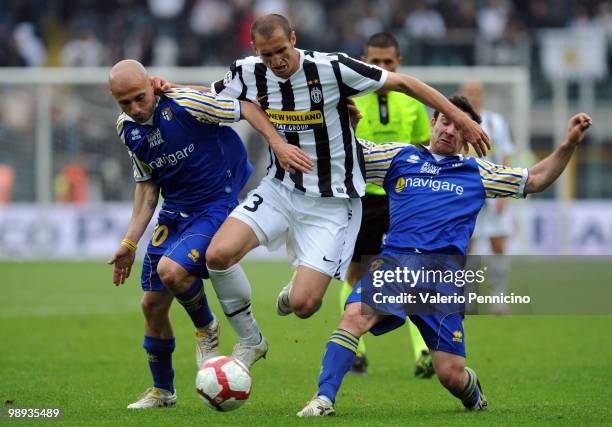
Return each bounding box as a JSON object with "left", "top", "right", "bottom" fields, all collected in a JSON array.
[
  {"left": 489, "top": 255, "right": 510, "bottom": 296},
  {"left": 207, "top": 263, "right": 261, "bottom": 346}
]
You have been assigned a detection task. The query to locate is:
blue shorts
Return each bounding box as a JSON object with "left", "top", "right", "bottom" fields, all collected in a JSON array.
[
  {"left": 141, "top": 202, "right": 235, "bottom": 292},
  {"left": 346, "top": 252, "right": 467, "bottom": 358}
]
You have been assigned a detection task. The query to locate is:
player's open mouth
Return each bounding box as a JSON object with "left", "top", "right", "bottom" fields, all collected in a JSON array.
[{"left": 274, "top": 65, "right": 287, "bottom": 73}]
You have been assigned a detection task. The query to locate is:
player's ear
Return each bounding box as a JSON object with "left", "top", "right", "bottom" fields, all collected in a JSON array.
[
  {"left": 251, "top": 41, "right": 258, "bottom": 54},
  {"left": 397, "top": 55, "right": 403, "bottom": 64},
  {"left": 289, "top": 30, "right": 296, "bottom": 47}
]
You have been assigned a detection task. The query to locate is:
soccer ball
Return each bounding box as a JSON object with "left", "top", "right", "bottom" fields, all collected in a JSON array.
[{"left": 195, "top": 356, "right": 252, "bottom": 411}]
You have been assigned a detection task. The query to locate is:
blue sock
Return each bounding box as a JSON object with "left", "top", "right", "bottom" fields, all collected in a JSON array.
[
  {"left": 143, "top": 336, "right": 175, "bottom": 394},
  {"left": 175, "top": 278, "right": 214, "bottom": 328},
  {"left": 317, "top": 329, "right": 359, "bottom": 403},
  {"left": 456, "top": 367, "right": 481, "bottom": 408}
]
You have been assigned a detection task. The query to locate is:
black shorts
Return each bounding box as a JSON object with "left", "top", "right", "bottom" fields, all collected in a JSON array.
[{"left": 351, "top": 194, "right": 390, "bottom": 262}]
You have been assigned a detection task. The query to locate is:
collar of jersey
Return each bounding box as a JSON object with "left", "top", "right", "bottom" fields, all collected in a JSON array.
[{"left": 423, "top": 144, "right": 464, "bottom": 162}]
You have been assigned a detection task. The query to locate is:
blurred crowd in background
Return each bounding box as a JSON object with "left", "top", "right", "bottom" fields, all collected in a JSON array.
[
  {"left": 0, "top": 0, "right": 611, "bottom": 204},
  {"left": 1, "top": 0, "right": 611, "bottom": 67}
]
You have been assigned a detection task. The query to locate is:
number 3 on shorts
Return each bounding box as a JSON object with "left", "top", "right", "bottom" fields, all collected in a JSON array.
[{"left": 244, "top": 193, "right": 264, "bottom": 212}]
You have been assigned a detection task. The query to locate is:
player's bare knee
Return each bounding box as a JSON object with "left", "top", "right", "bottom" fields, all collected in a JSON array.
[
  {"left": 434, "top": 359, "right": 465, "bottom": 391},
  {"left": 156, "top": 261, "right": 186, "bottom": 289},
  {"left": 140, "top": 295, "right": 169, "bottom": 320},
  {"left": 292, "top": 297, "right": 322, "bottom": 319},
  {"left": 205, "top": 244, "right": 236, "bottom": 270}
]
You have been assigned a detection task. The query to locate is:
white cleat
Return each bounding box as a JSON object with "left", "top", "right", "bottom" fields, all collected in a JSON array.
[
  {"left": 231, "top": 335, "right": 268, "bottom": 369},
  {"left": 195, "top": 318, "right": 220, "bottom": 368},
  {"left": 127, "top": 387, "right": 176, "bottom": 409},
  {"left": 297, "top": 396, "right": 336, "bottom": 417},
  {"left": 276, "top": 279, "right": 294, "bottom": 316}
]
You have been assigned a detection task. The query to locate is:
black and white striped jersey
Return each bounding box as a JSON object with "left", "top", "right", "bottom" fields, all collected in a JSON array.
[{"left": 212, "top": 49, "right": 388, "bottom": 198}]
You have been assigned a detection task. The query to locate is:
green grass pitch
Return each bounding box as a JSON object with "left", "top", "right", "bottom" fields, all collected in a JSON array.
[{"left": 1, "top": 260, "right": 611, "bottom": 426}]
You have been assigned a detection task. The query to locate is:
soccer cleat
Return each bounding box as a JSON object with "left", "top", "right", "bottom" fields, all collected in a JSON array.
[
  {"left": 349, "top": 354, "right": 368, "bottom": 375},
  {"left": 231, "top": 334, "right": 268, "bottom": 369},
  {"left": 195, "top": 318, "right": 220, "bottom": 369},
  {"left": 127, "top": 387, "right": 176, "bottom": 409},
  {"left": 414, "top": 349, "right": 435, "bottom": 379},
  {"left": 276, "top": 279, "right": 294, "bottom": 316},
  {"left": 465, "top": 379, "right": 488, "bottom": 411},
  {"left": 297, "top": 396, "right": 336, "bottom": 417}
]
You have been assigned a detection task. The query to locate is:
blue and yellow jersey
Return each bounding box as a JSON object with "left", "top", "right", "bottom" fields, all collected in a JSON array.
[
  {"left": 355, "top": 92, "right": 431, "bottom": 196},
  {"left": 360, "top": 139, "right": 528, "bottom": 254},
  {"left": 115, "top": 88, "right": 250, "bottom": 212}
]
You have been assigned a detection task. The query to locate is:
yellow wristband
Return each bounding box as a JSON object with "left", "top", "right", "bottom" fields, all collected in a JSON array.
[{"left": 120, "top": 238, "right": 138, "bottom": 252}]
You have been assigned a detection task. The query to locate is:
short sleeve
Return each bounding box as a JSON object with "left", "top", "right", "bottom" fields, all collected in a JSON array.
[
  {"left": 164, "top": 88, "right": 241, "bottom": 123},
  {"left": 336, "top": 53, "right": 388, "bottom": 97},
  {"left": 115, "top": 113, "right": 152, "bottom": 181},
  {"left": 359, "top": 138, "right": 405, "bottom": 186},
  {"left": 476, "top": 158, "right": 528, "bottom": 198},
  {"left": 128, "top": 150, "right": 153, "bottom": 182},
  {"left": 211, "top": 61, "right": 245, "bottom": 99}
]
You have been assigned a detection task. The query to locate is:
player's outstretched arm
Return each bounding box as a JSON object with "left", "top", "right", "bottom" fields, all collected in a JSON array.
[
  {"left": 525, "top": 113, "right": 592, "bottom": 194},
  {"left": 240, "top": 100, "right": 313, "bottom": 174},
  {"left": 382, "top": 72, "right": 490, "bottom": 156},
  {"left": 108, "top": 180, "right": 160, "bottom": 286}
]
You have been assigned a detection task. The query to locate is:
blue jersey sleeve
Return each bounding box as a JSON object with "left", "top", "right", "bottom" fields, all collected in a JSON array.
[
  {"left": 475, "top": 158, "right": 528, "bottom": 198},
  {"left": 164, "top": 88, "right": 241, "bottom": 124},
  {"left": 359, "top": 138, "right": 406, "bottom": 186},
  {"left": 116, "top": 113, "right": 153, "bottom": 182}
]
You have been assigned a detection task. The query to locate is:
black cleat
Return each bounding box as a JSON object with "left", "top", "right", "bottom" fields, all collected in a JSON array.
[
  {"left": 414, "top": 350, "right": 435, "bottom": 378},
  {"left": 349, "top": 354, "right": 368, "bottom": 375}
]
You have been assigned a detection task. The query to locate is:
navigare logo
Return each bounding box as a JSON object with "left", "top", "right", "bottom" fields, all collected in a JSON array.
[{"left": 147, "top": 144, "right": 195, "bottom": 169}]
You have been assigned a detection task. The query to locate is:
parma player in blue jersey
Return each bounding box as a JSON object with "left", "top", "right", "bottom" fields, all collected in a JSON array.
[
  {"left": 297, "top": 96, "right": 592, "bottom": 416},
  {"left": 107, "top": 60, "right": 289, "bottom": 409}
]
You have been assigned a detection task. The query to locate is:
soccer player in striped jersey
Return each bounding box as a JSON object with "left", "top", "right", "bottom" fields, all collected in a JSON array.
[
  {"left": 154, "top": 14, "right": 489, "bottom": 366},
  {"left": 107, "top": 59, "right": 289, "bottom": 409},
  {"left": 297, "top": 96, "right": 592, "bottom": 416}
]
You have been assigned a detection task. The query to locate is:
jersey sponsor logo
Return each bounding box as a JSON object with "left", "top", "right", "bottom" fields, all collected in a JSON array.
[
  {"left": 147, "top": 143, "right": 195, "bottom": 169},
  {"left": 406, "top": 154, "right": 419, "bottom": 164},
  {"left": 265, "top": 109, "right": 324, "bottom": 132},
  {"left": 147, "top": 128, "right": 165, "bottom": 147},
  {"left": 322, "top": 256, "right": 336, "bottom": 263},
  {"left": 188, "top": 249, "right": 200, "bottom": 263},
  {"left": 420, "top": 162, "right": 441, "bottom": 175},
  {"left": 405, "top": 176, "right": 464, "bottom": 195},
  {"left": 395, "top": 176, "right": 406, "bottom": 193},
  {"left": 130, "top": 128, "right": 141, "bottom": 140},
  {"left": 451, "top": 162, "right": 463, "bottom": 168},
  {"left": 452, "top": 330, "right": 463, "bottom": 343},
  {"left": 161, "top": 107, "right": 173, "bottom": 121},
  {"left": 310, "top": 86, "right": 323, "bottom": 104}
]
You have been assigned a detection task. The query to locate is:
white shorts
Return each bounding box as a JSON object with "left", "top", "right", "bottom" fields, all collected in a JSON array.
[
  {"left": 473, "top": 199, "right": 513, "bottom": 239},
  {"left": 230, "top": 177, "right": 362, "bottom": 280}
]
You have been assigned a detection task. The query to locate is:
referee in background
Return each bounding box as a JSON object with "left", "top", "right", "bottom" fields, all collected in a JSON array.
[{"left": 341, "top": 32, "right": 434, "bottom": 376}]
